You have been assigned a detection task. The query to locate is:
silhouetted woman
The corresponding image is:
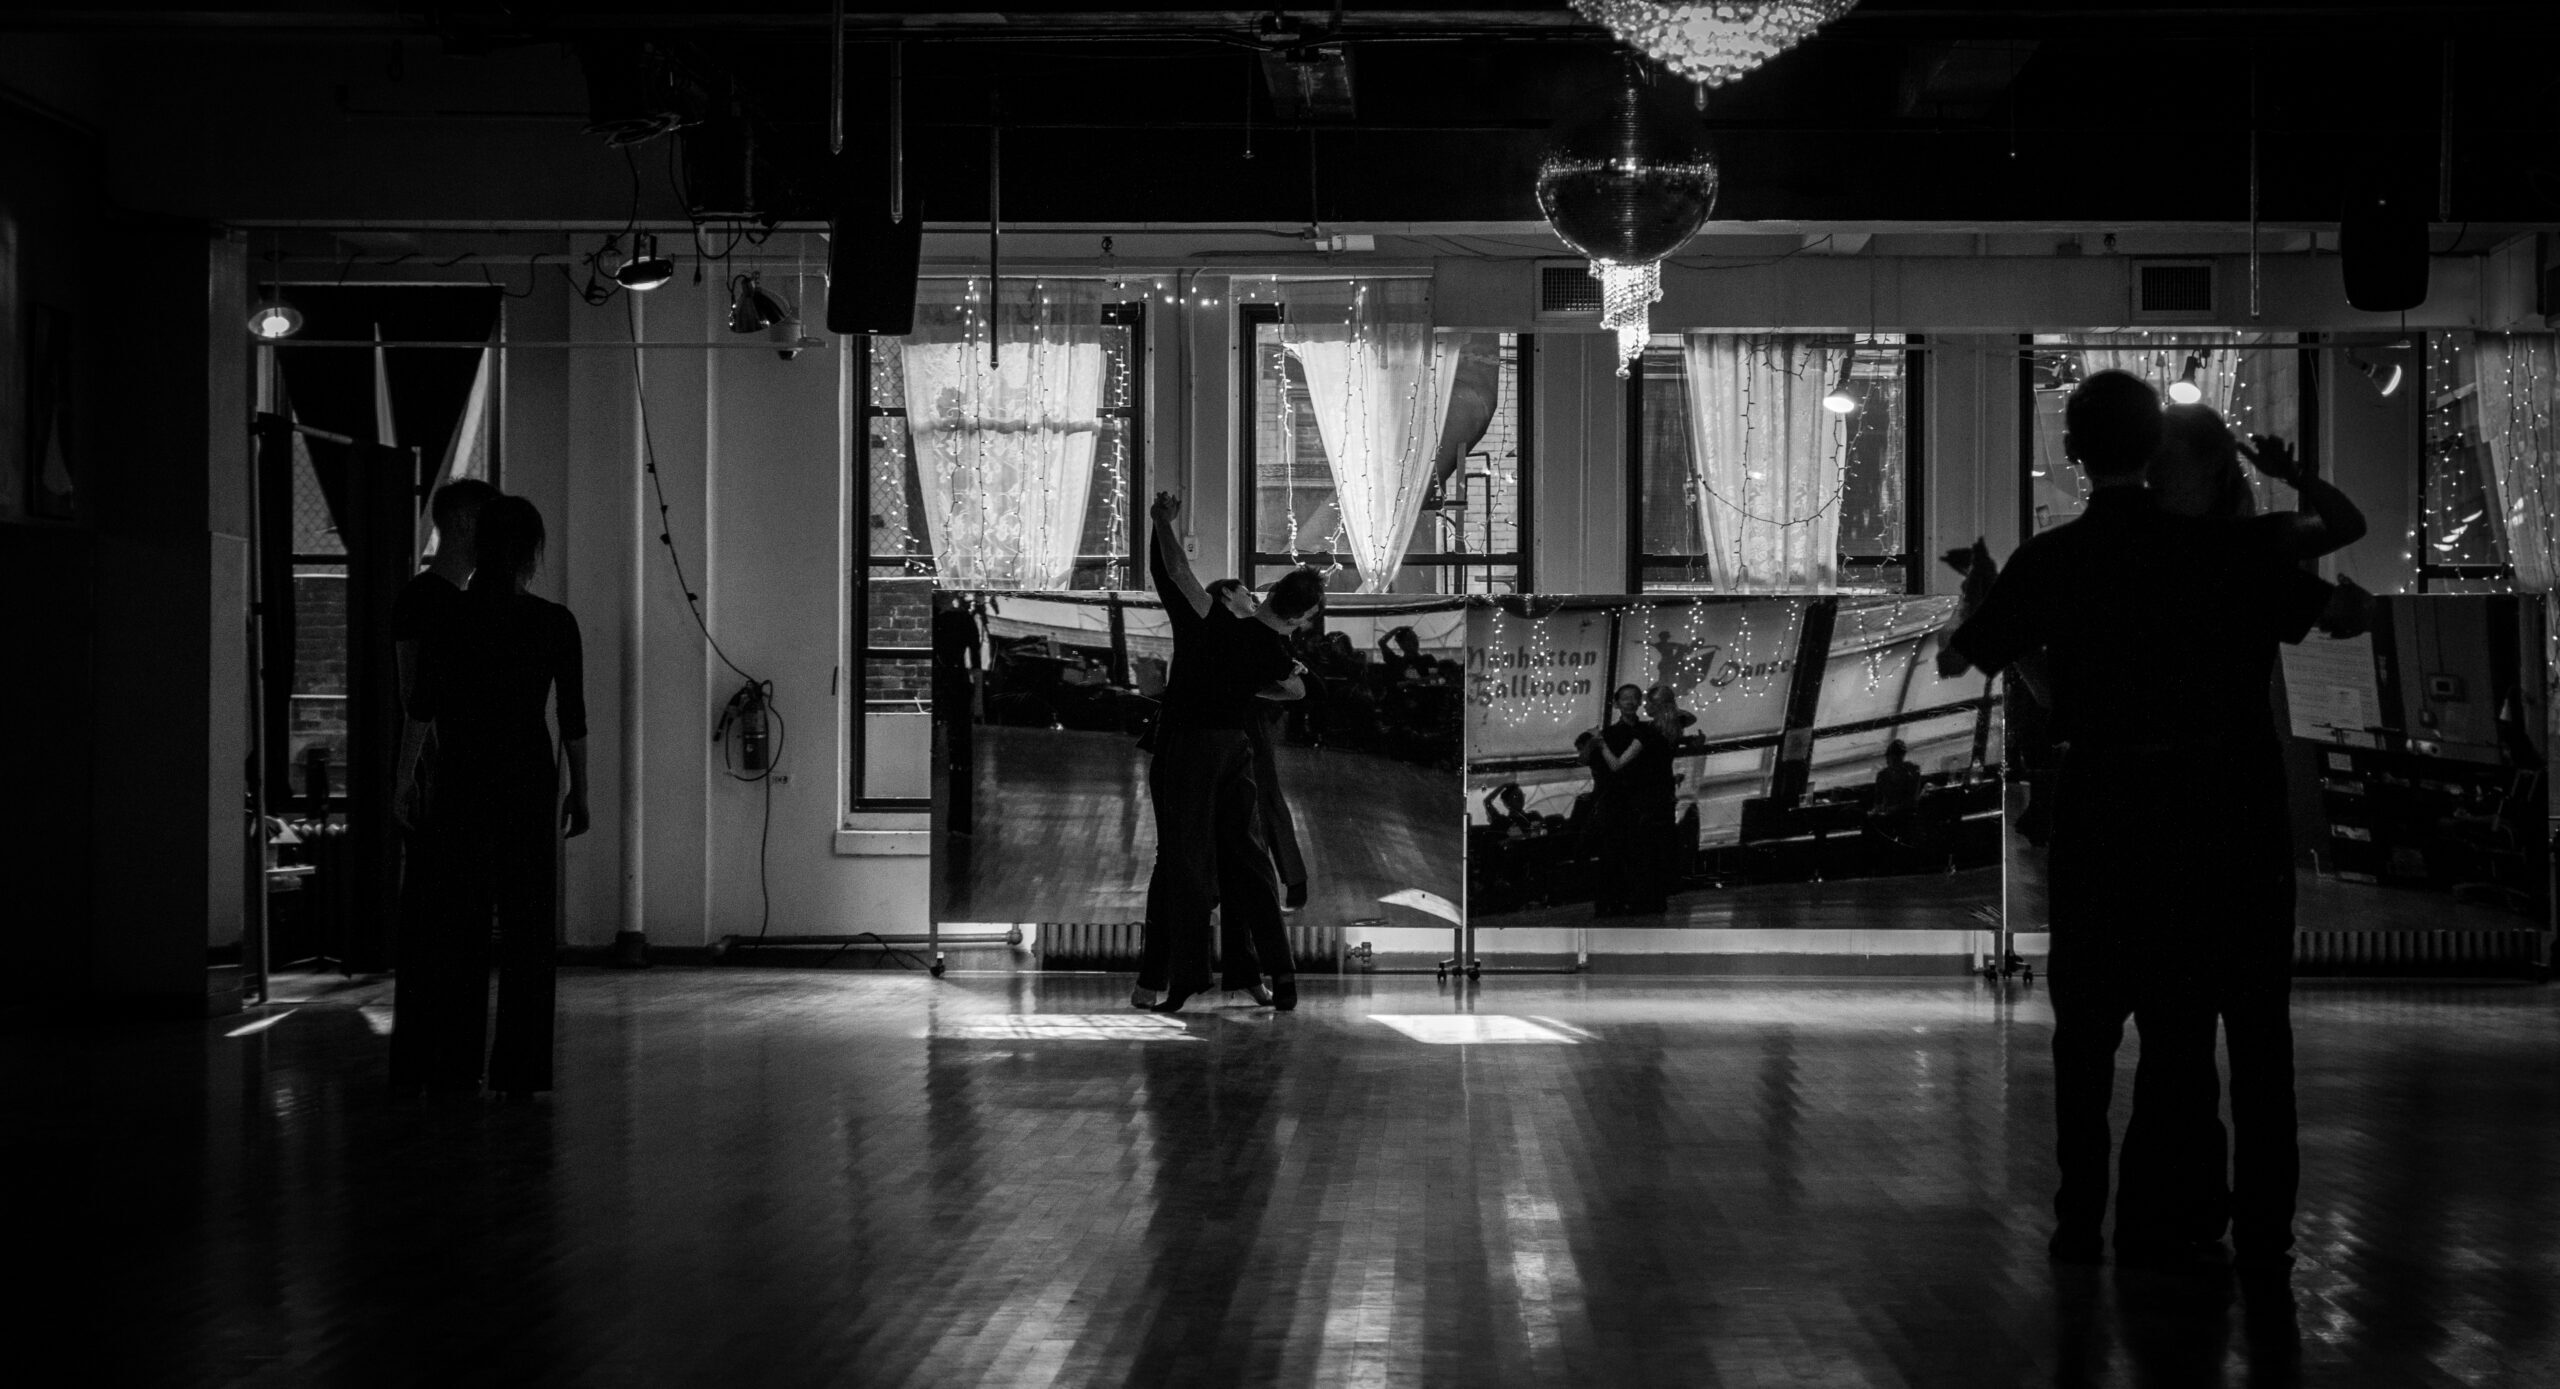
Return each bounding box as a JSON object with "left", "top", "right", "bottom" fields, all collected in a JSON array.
[
  {"left": 400, "top": 496, "right": 590, "bottom": 1101},
  {"left": 1586, "top": 683, "right": 1661, "bottom": 915}
]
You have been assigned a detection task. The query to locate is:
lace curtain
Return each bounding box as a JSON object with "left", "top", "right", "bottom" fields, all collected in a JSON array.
[
  {"left": 901, "top": 280, "right": 1109, "bottom": 589},
  {"left": 1279, "top": 280, "right": 1461, "bottom": 593},
  {"left": 1680, "top": 335, "right": 1847, "bottom": 591}
]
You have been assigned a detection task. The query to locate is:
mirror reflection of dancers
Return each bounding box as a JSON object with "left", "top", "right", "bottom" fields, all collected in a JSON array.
[
  {"left": 1133, "top": 492, "right": 1323, "bottom": 1014},
  {"left": 1583, "top": 683, "right": 1668, "bottom": 916}
]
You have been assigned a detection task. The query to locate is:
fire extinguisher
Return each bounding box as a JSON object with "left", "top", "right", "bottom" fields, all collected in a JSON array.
[{"left": 716, "top": 679, "right": 772, "bottom": 774}]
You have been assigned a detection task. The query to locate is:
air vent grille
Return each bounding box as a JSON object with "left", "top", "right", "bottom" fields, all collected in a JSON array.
[
  {"left": 1538, "top": 262, "right": 1602, "bottom": 316},
  {"left": 2131, "top": 259, "right": 2216, "bottom": 321}
]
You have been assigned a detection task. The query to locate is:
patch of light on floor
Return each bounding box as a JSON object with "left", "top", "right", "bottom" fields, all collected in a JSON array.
[
  {"left": 935, "top": 1014, "right": 1201, "bottom": 1042},
  {"left": 1369, "top": 1015, "right": 1579, "bottom": 1045},
  {"left": 359, "top": 1007, "right": 395, "bottom": 1036},
  {"left": 223, "top": 1009, "right": 297, "bottom": 1038}
]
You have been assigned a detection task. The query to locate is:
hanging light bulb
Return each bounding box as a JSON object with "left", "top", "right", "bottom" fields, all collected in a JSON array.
[
  {"left": 615, "top": 232, "right": 675, "bottom": 291},
  {"left": 2353, "top": 352, "right": 2405, "bottom": 398},
  {"left": 2167, "top": 352, "right": 2206, "bottom": 404},
  {"left": 246, "top": 297, "right": 303, "bottom": 340},
  {"left": 1822, "top": 347, "right": 1863, "bottom": 413}
]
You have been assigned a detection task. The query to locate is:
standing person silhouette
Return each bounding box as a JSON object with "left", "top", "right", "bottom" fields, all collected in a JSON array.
[
  {"left": 396, "top": 496, "right": 590, "bottom": 1101},
  {"left": 1136, "top": 492, "right": 1320, "bottom": 1013},
  {"left": 1938, "top": 370, "right": 2356, "bottom": 1271},
  {"left": 386, "top": 478, "right": 497, "bottom": 1094},
  {"left": 1585, "top": 684, "right": 1661, "bottom": 915},
  {"left": 2150, "top": 401, "right": 2369, "bottom": 1274}
]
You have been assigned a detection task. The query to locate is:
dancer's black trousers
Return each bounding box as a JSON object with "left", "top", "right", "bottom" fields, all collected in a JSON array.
[
  {"left": 1137, "top": 726, "right": 1291, "bottom": 994},
  {"left": 396, "top": 787, "right": 559, "bottom": 1092}
]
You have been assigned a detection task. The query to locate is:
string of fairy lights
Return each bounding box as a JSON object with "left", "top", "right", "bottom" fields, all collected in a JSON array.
[{"left": 1474, "top": 596, "right": 1798, "bottom": 730}]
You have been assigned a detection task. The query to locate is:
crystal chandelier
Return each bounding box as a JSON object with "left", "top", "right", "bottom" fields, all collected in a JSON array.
[
  {"left": 1535, "top": 62, "right": 1718, "bottom": 378},
  {"left": 1571, "top": 1, "right": 1862, "bottom": 89},
  {"left": 1594, "top": 260, "right": 1662, "bottom": 374}
]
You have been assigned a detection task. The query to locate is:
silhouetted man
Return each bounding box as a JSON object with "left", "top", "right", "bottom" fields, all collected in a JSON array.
[{"left": 1940, "top": 370, "right": 2357, "bottom": 1272}]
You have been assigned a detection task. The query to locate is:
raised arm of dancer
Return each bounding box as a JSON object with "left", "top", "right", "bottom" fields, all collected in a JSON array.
[
  {"left": 2241, "top": 434, "right": 2368, "bottom": 559},
  {"left": 1148, "top": 491, "right": 1212, "bottom": 620},
  {"left": 1601, "top": 738, "right": 1645, "bottom": 773}
]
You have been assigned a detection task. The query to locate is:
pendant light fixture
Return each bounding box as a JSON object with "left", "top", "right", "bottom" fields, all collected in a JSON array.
[
  {"left": 615, "top": 232, "right": 675, "bottom": 291},
  {"left": 727, "top": 272, "right": 789, "bottom": 333},
  {"left": 2352, "top": 351, "right": 2405, "bottom": 398},
  {"left": 1821, "top": 345, "right": 1864, "bottom": 413},
  {"left": 2167, "top": 352, "right": 2206, "bottom": 404},
  {"left": 247, "top": 297, "right": 304, "bottom": 341}
]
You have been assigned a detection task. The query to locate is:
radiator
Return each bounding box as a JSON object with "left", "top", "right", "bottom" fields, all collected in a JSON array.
[
  {"left": 2293, "top": 929, "right": 2547, "bottom": 977},
  {"left": 1036, "top": 921, "right": 1343, "bottom": 974}
]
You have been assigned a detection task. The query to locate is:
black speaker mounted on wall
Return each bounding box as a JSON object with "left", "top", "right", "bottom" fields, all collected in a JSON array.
[
  {"left": 828, "top": 200, "right": 924, "bottom": 337},
  {"left": 2339, "top": 191, "right": 2430, "bottom": 313}
]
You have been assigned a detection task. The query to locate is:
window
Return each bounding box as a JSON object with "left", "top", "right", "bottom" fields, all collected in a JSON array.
[
  {"left": 1632, "top": 334, "right": 1920, "bottom": 593},
  {"left": 2419, "top": 331, "right": 2516, "bottom": 592},
  {"left": 1805, "top": 596, "right": 1994, "bottom": 791},
  {"left": 1239, "top": 302, "right": 1531, "bottom": 594},
  {"left": 2024, "top": 331, "right": 2303, "bottom": 538},
  {"left": 284, "top": 426, "right": 350, "bottom": 803},
  {"left": 848, "top": 284, "right": 1145, "bottom": 808}
]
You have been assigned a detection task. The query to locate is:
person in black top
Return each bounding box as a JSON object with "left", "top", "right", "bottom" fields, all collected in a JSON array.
[
  {"left": 2146, "top": 402, "right": 2370, "bottom": 1275},
  {"left": 1869, "top": 740, "right": 1923, "bottom": 826},
  {"left": 1209, "top": 579, "right": 1314, "bottom": 916},
  {"left": 1138, "top": 491, "right": 1321, "bottom": 1014},
  {"left": 1585, "top": 684, "right": 1663, "bottom": 916},
  {"left": 385, "top": 478, "right": 496, "bottom": 1094},
  {"left": 397, "top": 496, "right": 590, "bottom": 1101},
  {"left": 1941, "top": 370, "right": 2362, "bottom": 1272}
]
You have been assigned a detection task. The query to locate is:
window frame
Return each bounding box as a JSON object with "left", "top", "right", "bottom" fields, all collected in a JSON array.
[
  {"left": 1625, "top": 333, "right": 1927, "bottom": 594},
  {"left": 2415, "top": 330, "right": 2518, "bottom": 592},
  {"left": 2014, "top": 332, "right": 2326, "bottom": 546},
  {"left": 845, "top": 297, "right": 1150, "bottom": 813},
  {"left": 1235, "top": 302, "right": 1535, "bottom": 593}
]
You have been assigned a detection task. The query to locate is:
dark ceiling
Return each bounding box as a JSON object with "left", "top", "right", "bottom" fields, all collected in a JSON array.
[{"left": 8, "top": 3, "right": 2560, "bottom": 227}]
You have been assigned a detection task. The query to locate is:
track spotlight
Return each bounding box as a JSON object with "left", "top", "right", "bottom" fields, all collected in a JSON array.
[
  {"left": 615, "top": 232, "right": 675, "bottom": 292},
  {"left": 246, "top": 298, "right": 303, "bottom": 340},
  {"left": 2353, "top": 352, "right": 2404, "bottom": 398},
  {"left": 1822, "top": 353, "right": 1863, "bottom": 414},
  {"left": 2167, "top": 353, "right": 2205, "bottom": 404}
]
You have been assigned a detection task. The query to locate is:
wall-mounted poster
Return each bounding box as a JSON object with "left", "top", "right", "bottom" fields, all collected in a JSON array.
[
  {"left": 1466, "top": 594, "right": 2002, "bottom": 938},
  {"left": 933, "top": 588, "right": 1466, "bottom": 967}
]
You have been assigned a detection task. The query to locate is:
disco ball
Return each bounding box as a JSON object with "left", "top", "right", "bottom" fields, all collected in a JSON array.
[{"left": 1534, "top": 66, "right": 1720, "bottom": 266}]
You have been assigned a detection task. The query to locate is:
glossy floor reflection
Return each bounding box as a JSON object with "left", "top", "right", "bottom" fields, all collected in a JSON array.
[{"left": 15, "top": 974, "right": 2559, "bottom": 1387}]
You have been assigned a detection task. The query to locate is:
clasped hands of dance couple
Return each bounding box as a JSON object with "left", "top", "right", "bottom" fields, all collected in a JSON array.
[{"left": 1131, "top": 491, "right": 1322, "bottom": 1016}]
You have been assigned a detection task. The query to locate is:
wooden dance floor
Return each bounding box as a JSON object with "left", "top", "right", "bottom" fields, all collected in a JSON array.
[
  {"left": 941, "top": 725, "right": 1461, "bottom": 929},
  {"left": 32, "top": 971, "right": 2560, "bottom": 1387}
]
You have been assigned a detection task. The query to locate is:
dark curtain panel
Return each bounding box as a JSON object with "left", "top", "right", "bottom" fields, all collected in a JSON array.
[
  {"left": 254, "top": 416, "right": 298, "bottom": 797},
  {"left": 342, "top": 440, "right": 416, "bottom": 973}
]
